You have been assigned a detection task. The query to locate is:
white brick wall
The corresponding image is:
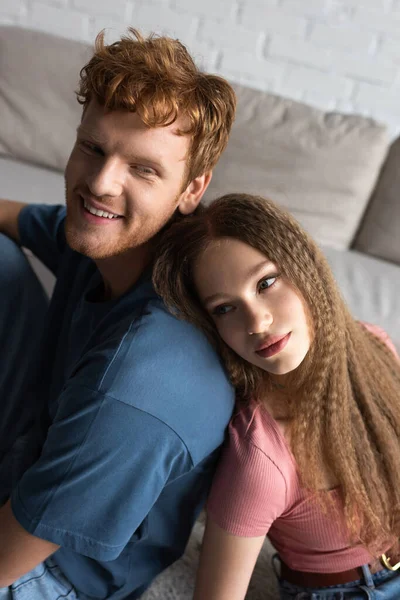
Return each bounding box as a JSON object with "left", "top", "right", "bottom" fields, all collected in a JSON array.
[
  {"left": 30, "top": 3, "right": 90, "bottom": 41},
  {"left": 1, "top": 0, "right": 27, "bottom": 17},
  {"left": 1, "top": 0, "right": 399, "bottom": 138}
]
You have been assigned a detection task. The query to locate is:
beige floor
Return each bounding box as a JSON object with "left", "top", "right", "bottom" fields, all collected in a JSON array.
[{"left": 142, "top": 521, "right": 280, "bottom": 600}]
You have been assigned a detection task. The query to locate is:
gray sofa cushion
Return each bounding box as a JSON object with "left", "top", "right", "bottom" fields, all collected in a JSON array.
[
  {"left": 353, "top": 135, "right": 400, "bottom": 266},
  {"left": 0, "top": 156, "right": 64, "bottom": 296},
  {"left": 205, "top": 84, "right": 389, "bottom": 250},
  {"left": 0, "top": 26, "right": 90, "bottom": 171},
  {"left": 0, "top": 156, "right": 65, "bottom": 205},
  {"left": 0, "top": 27, "right": 390, "bottom": 252},
  {"left": 324, "top": 246, "right": 400, "bottom": 351}
]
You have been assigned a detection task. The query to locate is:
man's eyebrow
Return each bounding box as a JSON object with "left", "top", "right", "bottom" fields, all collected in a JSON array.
[
  {"left": 75, "top": 126, "right": 166, "bottom": 169},
  {"left": 76, "top": 126, "right": 106, "bottom": 144},
  {"left": 127, "top": 154, "right": 165, "bottom": 169}
]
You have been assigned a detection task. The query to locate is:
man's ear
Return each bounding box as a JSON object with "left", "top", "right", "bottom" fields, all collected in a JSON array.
[{"left": 178, "top": 171, "right": 213, "bottom": 215}]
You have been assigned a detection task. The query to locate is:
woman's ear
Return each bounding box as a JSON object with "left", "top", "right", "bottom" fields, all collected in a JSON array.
[{"left": 178, "top": 171, "right": 213, "bottom": 215}]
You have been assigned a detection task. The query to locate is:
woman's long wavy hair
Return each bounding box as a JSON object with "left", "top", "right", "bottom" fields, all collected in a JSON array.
[{"left": 153, "top": 193, "right": 400, "bottom": 555}]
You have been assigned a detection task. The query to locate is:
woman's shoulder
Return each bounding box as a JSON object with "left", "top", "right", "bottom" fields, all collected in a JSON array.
[
  {"left": 359, "top": 321, "right": 398, "bottom": 358},
  {"left": 207, "top": 401, "right": 297, "bottom": 534},
  {"left": 229, "top": 401, "right": 294, "bottom": 470}
]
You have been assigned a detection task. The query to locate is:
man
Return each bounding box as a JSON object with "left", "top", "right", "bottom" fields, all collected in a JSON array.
[{"left": 0, "top": 29, "right": 236, "bottom": 599}]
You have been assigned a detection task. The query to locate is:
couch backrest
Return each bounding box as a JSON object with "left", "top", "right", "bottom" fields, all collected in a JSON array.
[
  {"left": 0, "top": 26, "right": 391, "bottom": 251},
  {"left": 205, "top": 84, "right": 390, "bottom": 250},
  {"left": 0, "top": 26, "right": 90, "bottom": 171},
  {"left": 353, "top": 136, "right": 400, "bottom": 265}
]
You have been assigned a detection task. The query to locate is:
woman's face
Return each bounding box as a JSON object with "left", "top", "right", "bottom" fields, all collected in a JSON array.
[{"left": 194, "top": 238, "right": 312, "bottom": 377}]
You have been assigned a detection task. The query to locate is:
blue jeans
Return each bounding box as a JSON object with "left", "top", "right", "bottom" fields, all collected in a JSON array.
[
  {"left": 0, "top": 235, "right": 76, "bottom": 599},
  {"left": 273, "top": 555, "right": 400, "bottom": 599},
  {"left": 0, "top": 234, "right": 50, "bottom": 504},
  {"left": 0, "top": 558, "right": 78, "bottom": 600}
]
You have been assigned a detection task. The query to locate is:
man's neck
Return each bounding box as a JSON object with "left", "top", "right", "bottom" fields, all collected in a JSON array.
[{"left": 94, "top": 243, "right": 152, "bottom": 301}]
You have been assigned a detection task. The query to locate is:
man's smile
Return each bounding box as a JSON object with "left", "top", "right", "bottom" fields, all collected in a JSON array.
[{"left": 80, "top": 195, "right": 124, "bottom": 223}]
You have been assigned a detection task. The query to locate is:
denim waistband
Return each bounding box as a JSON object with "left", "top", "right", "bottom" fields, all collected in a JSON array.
[{"left": 272, "top": 553, "right": 400, "bottom": 599}]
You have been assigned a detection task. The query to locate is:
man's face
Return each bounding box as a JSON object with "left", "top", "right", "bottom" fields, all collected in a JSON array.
[{"left": 64, "top": 99, "right": 199, "bottom": 259}]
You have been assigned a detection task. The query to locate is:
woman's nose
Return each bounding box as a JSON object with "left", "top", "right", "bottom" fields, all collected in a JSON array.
[{"left": 246, "top": 305, "right": 273, "bottom": 335}]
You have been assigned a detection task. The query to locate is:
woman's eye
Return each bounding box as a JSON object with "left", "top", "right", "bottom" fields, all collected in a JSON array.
[
  {"left": 258, "top": 276, "right": 277, "bottom": 291},
  {"left": 212, "top": 305, "right": 233, "bottom": 316}
]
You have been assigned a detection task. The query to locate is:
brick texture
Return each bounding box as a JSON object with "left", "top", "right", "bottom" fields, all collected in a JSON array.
[{"left": 1, "top": 0, "right": 399, "bottom": 137}]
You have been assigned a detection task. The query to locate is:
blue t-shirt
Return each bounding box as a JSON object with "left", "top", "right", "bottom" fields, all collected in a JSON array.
[{"left": 11, "top": 205, "right": 234, "bottom": 600}]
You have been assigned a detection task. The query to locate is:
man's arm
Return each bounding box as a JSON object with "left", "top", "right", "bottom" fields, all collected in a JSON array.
[
  {"left": 0, "top": 500, "right": 59, "bottom": 587},
  {"left": 0, "top": 199, "right": 28, "bottom": 242}
]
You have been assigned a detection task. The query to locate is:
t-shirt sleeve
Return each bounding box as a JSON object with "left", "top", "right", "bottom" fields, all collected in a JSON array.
[
  {"left": 11, "top": 383, "right": 190, "bottom": 561},
  {"left": 360, "top": 322, "right": 399, "bottom": 359},
  {"left": 206, "top": 420, "right": 287, "bottom": 537},
  {"left": 18, "top": 204, "right": 67, "bottom": 274}
]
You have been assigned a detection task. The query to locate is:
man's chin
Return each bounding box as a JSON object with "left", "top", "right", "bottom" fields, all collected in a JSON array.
[
  {"left": 65, "top": 226, "right": 141, "bottom": 261},
  {"left": 65, "top": 225, "right": 104, "bottom": 259}
]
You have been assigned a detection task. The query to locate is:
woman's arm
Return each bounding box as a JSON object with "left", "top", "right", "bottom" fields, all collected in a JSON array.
[{"left": 193, "top": 516, "right": 265, "bottom": 600}]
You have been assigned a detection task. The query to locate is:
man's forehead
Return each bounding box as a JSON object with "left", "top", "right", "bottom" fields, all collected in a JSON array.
[
  {"left": 77, "top": 109, "right": 189, "bottom": 165},
  {"left": 81, "top": 99, "right": 189, "bottom": 133}
]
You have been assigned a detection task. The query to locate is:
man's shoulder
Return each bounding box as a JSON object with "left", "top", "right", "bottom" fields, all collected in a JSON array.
[
  {"left": 101, "top": 293, "right": 234, "bottom": 412},
  {"left": 71, "top": 293, "right": 234, "bottom": 461},
  {"left": 93, "top": 292, "right": 227, "bottom": 380},
  {"left": 88, "top": 288, "right": 220, "bottom": 359},
  {"left": 132, "top": 294, "right": 218, "bottom": 350}
]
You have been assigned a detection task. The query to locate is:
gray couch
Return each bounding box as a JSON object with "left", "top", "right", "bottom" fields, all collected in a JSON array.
[
  {"left": 1, "top": 25, "right": 400, "bottom": 598},
  {"left": 1, "top": 25, "right": 399, "bottom": 351}
]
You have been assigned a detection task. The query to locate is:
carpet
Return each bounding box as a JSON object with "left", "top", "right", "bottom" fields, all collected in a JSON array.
[{"left": 141, "top": 521, "right": 280, "bottom": 599}]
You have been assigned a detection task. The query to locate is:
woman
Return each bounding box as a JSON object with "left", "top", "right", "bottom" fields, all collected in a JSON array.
[{"left": 153, "top": 193, "right": 400, "bottom": 599}]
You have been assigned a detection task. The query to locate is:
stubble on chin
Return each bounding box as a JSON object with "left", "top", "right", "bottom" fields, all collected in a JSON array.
[
  {"left": 63, "top": 186, "right": 114, "bottom": 258},
  {"left": 64, "top": 212, "right": 146, "bottom": 260},
  {"left": 64, "top": 217, "right": 93, "bottom": 257},
  {"left": 63, "top": 182, "right": 175, "bottom": 260}
]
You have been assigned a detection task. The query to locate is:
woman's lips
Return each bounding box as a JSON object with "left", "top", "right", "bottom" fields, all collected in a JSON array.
[{"left": 256, "top": 332, "right": 291, "bottom": 358}]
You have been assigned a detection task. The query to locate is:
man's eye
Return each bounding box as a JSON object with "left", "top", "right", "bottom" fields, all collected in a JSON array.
[
  {"left": 212, "top": 305, "right": 233, "bottom": 316},
  {"left": 258, "top": 276, "right": 277, "bottom": 291},
  {"left": 132, "top": 165, "right": 156, "bottom": 176},
  {"left": 80, "top": 141, "right": 102, "bottom": 155}
]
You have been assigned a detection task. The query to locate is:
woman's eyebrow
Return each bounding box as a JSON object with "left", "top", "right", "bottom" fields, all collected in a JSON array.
[
  {"left": 245, "top": 260, "right": 275, "bottom": 279},
  {"left": 202, "top": 292, "right": 228, "bottom": 306},
  {"left": 202, "top": 261, "right": 276, "bottom": 306}
]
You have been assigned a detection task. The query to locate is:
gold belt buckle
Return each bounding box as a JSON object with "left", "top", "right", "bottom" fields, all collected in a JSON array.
[{"left": 381, "top": 553, "right": 400, "bottom": 571}]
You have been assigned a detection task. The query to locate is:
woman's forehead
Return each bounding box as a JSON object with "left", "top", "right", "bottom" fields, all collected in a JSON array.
[
  {"left": 193, "top": 238, "right": 276, "bottom": 295},
  {"left": 197, "top": 237, "right": 273, "bottom": 268}
]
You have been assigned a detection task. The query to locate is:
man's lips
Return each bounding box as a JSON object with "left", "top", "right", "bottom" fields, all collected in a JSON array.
[
  {"left": 79, "top": 195, "right": 125, "bottom": 224},
  {"left": 80, "top": 194, "right": 124, "bottom": 217},
  {"left": 255, "top": 333, "right": 291, "bottom": 358}
]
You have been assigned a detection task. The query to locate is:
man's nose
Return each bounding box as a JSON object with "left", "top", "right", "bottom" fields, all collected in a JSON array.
[
  {"left": 246, "top": 305, "right": 273, "bottom": 336},
  {"left": 86, "top": 158, "right": 124, "bottom": 198}
]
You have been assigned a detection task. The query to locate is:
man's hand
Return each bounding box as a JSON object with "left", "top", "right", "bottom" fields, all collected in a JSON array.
[
  {"left": 0, "top": 500, "right": 59, "bottom": 587},
  {"left": 0, "top": 199, "right": 28, "bottom": 243}
]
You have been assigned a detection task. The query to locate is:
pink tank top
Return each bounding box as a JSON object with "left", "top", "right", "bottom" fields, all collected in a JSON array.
[{"left": 207, "top": 324, "right": 398, "bottom": 573}]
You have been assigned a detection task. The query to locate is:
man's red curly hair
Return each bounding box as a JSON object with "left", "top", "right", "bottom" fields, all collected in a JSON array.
[{"left": 77, "top": 28, "right": 237, "bottom": 185}]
